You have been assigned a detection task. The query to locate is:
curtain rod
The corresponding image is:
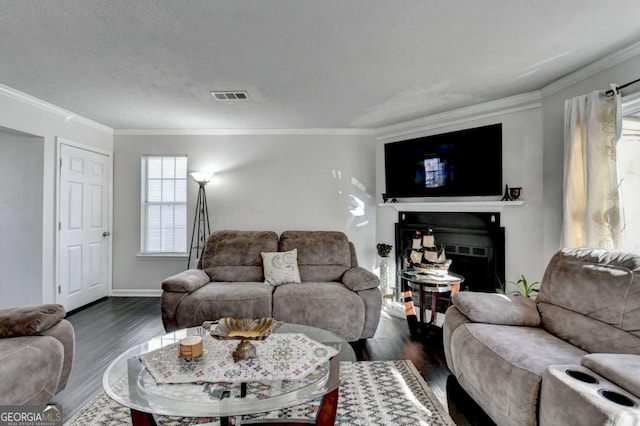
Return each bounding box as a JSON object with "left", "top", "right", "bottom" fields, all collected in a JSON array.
[{"left": 606, "top": 77, "right": 640, "bottom": 97}]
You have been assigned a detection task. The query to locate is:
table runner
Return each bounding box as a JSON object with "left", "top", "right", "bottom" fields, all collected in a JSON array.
[{"left": 139, "top": 332, "right": 339, "bottom": 384}]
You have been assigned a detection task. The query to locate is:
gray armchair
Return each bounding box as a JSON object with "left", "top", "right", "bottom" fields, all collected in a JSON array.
[{"left": 0, "top": 304, "right": 75, "bottom": 405}]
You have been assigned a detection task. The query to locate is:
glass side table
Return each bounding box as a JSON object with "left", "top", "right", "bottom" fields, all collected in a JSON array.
[{"left": 399, "top": 268, "right": 465, "bottom": 328}]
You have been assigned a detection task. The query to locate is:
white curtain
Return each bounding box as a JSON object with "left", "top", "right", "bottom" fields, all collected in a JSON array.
[{"left": 562, "top": 87, "right": 622, "bottom": 249}]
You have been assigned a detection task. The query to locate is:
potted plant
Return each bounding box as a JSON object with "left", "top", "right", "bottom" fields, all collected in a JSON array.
[
  {"left": 376, "top": 243, "right": 392, "bottom": 258},
  {"left": 511, "top": 275, "right": 540, "bottom": 298},
  {"left": 496, "top": 275, "right": 540, "bottom": 298}
]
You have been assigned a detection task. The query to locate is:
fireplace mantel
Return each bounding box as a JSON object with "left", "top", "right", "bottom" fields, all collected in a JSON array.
[{"left": 378, "top": 200, "right": 524, "bottom": 213}]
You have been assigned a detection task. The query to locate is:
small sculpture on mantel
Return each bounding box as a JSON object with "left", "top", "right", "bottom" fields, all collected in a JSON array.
[
  {"left": 501, "top": 185, "right": 523, "bottom": 201},
  {"left": 381, "top": 193, "right": 398, "bottom": 203},
  {"left": 501, "top": 184, "right": 511, "bottom": 201},
  {"left": 509, "top": 187, "right": 522, "bottom": 200}
]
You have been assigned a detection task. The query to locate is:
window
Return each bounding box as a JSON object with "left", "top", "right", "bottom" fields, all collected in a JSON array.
[
  {"left": 619, "top": 96, "right": 640, "bottom": 252},
  {"left": 141, "top": 156, "right": 187, "bottom": 254}
]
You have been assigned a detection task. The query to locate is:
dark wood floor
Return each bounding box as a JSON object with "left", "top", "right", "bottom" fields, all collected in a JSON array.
[{"left": 52, "top": 297, "right": 494, "bottom": 425}]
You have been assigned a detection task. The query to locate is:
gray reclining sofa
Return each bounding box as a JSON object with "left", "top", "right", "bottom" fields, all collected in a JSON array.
[
  {"left": 0, "top": 304, "right": 74, "bottom": 405},
  {"left": 444, "top": 247, "right": 640, "bottom": 425},
  {"left": 161, "top": 230, "right": 381, "bottom": 342}
]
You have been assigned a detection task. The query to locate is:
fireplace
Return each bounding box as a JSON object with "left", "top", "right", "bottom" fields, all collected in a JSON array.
[{"left": 395, "top": 211, "right": 505, "bottom": 311}]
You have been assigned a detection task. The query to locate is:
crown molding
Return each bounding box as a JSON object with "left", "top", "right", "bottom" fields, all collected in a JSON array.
[
  {"left": 0, "top": 83, "right": 113, "bottom": 134},
  {"left": 114, "top": 128, "right": 376, "bottom": 136},
  {"left": 375, "top": 91, "right": 542, "bottom": 142},
  {"left": 541, "top": 39, "right": 640, "bottom": 98}
]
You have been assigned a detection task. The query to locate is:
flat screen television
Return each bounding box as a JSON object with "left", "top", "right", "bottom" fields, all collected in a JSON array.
[{"left": 384, "top": 123, "right": 502, "bottom": 198}]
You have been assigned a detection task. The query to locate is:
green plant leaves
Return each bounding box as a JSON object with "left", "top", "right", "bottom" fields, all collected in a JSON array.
[
  {"left": 495, "top": 274, "right": 540, "bottom": 298},
  {"left": 511, "top": 274, "right": 540, "bottom": 298}
]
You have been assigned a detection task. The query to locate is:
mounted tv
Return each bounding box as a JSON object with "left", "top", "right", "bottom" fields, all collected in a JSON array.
[{"left": 384, "top": 123, "right": 502, "bottom": 199}]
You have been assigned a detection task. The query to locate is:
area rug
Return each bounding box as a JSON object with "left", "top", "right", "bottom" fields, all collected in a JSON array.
[{"left": 65, "top": 360, "right": 455, "bottom": 426}]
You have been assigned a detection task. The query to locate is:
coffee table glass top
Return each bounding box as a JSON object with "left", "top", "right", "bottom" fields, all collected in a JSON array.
[
  {"left": 399, "top": 268, "right": 465, "bottom": 290},
  {"left": 103, "top": 323, "right": 354, "bottom": 418}
]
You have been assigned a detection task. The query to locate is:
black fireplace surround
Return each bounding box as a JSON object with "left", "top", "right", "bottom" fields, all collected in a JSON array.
[{"left": 395, "top": 211, "right": 505, "bottom": 310}]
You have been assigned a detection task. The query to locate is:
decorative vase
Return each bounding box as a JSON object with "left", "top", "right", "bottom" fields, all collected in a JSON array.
[
  {"left": 509, "top": 187, "right": 522, "bottom": 200},
  {"left": 379, "top": 256, "right": 392, "bottom": 302}
]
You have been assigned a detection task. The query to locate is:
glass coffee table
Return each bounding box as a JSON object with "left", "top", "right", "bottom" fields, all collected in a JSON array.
[{"left": 103, "top": 323, "right": 355, "bottom": 426}]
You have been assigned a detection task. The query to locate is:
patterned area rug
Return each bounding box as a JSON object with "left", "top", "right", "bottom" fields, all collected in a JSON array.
[{"left": 65, "top": 360, "right": 455, "bottom": 426}]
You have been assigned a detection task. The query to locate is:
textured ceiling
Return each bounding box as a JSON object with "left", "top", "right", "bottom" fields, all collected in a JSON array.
[{"left": 1, "top": 0, "right": 640, "bottom": 130}]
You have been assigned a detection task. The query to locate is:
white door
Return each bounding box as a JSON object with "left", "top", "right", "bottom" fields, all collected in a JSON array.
[{"left": 58, "top": 143, "right": 111, "bottom": 311}]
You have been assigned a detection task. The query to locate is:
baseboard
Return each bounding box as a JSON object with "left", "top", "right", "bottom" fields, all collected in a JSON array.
[{"left": 109, "top": 289, "right": 162, "bottom": 297}]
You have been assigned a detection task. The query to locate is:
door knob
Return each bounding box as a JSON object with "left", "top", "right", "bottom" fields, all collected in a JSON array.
[{"left": 103, "top": 231, "right": 111, "bottom": 237}]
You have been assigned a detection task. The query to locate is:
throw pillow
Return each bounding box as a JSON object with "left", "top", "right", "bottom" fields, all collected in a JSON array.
[
  {"left": 261, "top": 249, "right": 301, "bottom": 286},
  {"left": 452, "top": 292, "right": 541, "bottom": 326}
]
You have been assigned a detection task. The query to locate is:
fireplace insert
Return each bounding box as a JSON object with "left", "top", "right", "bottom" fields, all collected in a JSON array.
[{"left": 395, "top": 211, "right": 505, "bottom": 312}]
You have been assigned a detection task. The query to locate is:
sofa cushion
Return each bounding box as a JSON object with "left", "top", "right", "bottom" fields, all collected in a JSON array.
[
  {"left": 581, "top": 353, "right": 640, "bottom": 397},
  {"left": 449, "top": 323, "right": 586, "bottom": 426},
  {"left": 0, "top": 304, "right": 66, "bottom": 338},
  {"left": 537, "top": 248, "right": 640, "bottom": 338},
  {"left": 538, "top": 303, "right": 640, "bottom": 354},
  {"left": 272, "top": 282, "right": 365, "bottom": 341},
  {"left": 535, "top": 248, "right": 640, "bottom": 354},
  {"left": 261, "top": 249, "right": 301, "bottom": 285},
  {"left": 200, "top": 231, "right": 278, "bottom": 282},
  {"left": 279, "top": 231, "right": 351, "bottom": 282},
  {"left": 175, "top": 282, "right": 273, "bottom": 328},
  {"left": 342, "top": 267, "right": 380, "bottom": 291},
  {"left": 453, "top": 292, "right": 541, "bottom": 326}
]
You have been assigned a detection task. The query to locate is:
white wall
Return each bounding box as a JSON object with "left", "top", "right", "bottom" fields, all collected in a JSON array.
[
  {"left": 112, "top": 133, "right": 377, "bottom": 294},
  {"left": 2, "top": 46, "right": 638, "bottom": 306},
  {"left": 0, "top": 128, "right": 44, "bottom": 307},
  {"left": 373, "top": 50, "right": 640, "bottom": 293},
  {"left": 376, "top": 103, "right": 545, "bottom": 291},
  {"left": 0, "top": 87, "right": 113, "bottom": 305},
  {"left": 541, "top": 54, "right": 640, "bottom": 262}
]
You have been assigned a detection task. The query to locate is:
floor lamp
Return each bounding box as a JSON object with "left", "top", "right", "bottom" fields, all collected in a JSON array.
[{"left": 188, "top": 172, "right": 212, "bottom": 268}]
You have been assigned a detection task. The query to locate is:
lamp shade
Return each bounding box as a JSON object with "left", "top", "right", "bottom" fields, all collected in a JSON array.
[{"left": 190, "top": 172, "right": 213, "bottom": 184}]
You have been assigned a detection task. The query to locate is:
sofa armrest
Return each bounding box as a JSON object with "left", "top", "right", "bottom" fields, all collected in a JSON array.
[
  {"left": 452, "top": 292, "right": 541, "bottom": 326},
  {"left": 0, "top": 304, "right": 66, "bottom": 337},
  {"left": 540, "top": 364, "right": 640, "bottom": 426},
  {"left": 342, "top": 267, "right": 380, "bottom": 291},
  {"left": 582, "top": 353, "right": 640, "bottom": 397},
  {"left": 162, "top": 269, "right": 210, "bottom": 293}
]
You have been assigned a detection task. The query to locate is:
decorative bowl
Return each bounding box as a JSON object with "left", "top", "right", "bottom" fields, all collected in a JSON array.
[{"left": 211, "top": 317, "right": 279, "bottom": 340}]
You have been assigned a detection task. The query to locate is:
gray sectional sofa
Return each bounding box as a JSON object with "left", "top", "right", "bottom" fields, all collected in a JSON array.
[
  {"left": 161, "top": 230, "right": 381, "bottom": 342},
  {"left": 0, "top": 304, "right": 74, "bottom": 405},
  {"left": 444, "top": 247, "right": 640, "bottom": 425}
]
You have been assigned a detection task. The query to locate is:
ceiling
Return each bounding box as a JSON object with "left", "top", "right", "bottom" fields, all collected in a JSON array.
[{"left": 2, "top": 1, "right": 640, "bottom": 131}]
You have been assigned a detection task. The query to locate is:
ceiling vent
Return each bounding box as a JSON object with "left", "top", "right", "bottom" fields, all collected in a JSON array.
[{"left": 210, "top": 91, "right": 250, "bottom": 101}]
